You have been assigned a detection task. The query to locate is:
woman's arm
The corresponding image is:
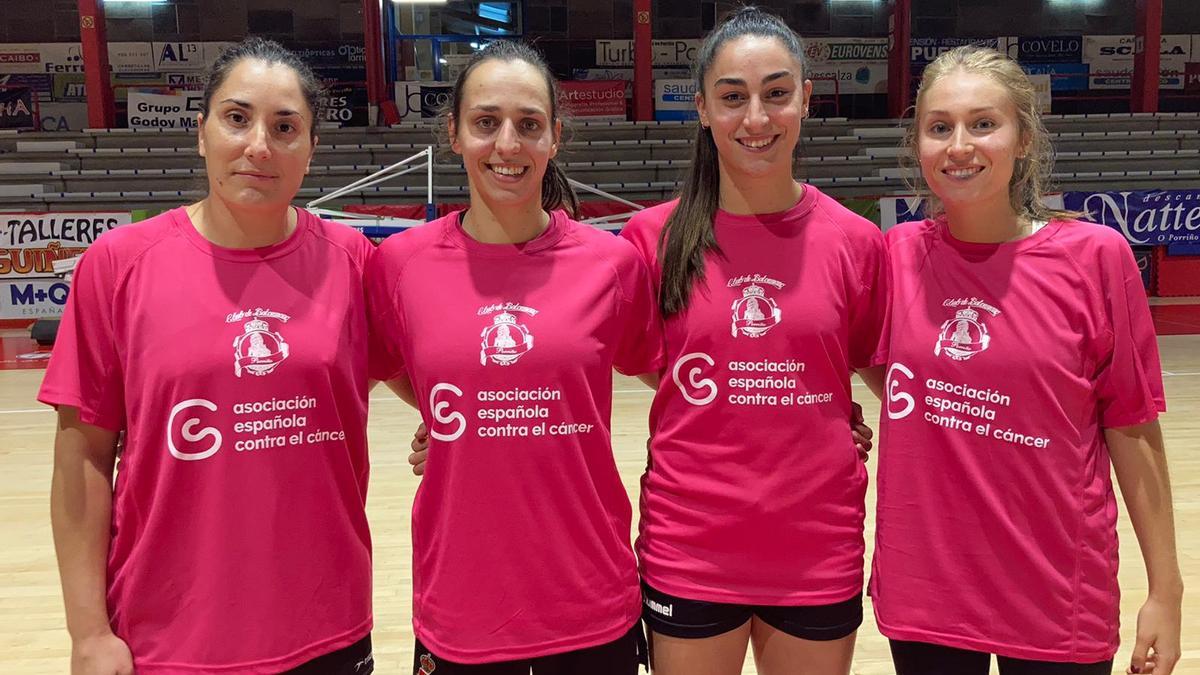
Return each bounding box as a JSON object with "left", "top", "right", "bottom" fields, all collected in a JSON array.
[
  {"left": 50, "top": 406, "right": 134, "bottom": 674},
  {"left": 1107, "top": 420, "right": 1182, "bottom": 675},
  {"left": 384, "top": 374, "right": 419, "bottom": 409},
  {"left": 636, "top": 372, "right": 661, "bottom": 390},
  {"left": 855, "top": 365, "right": 885, "bottom": 401}
]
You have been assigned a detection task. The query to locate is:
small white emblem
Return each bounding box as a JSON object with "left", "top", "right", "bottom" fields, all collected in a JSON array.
[
  {"left": 731, "top": 283, "right": 782, "bottom": 338},
  {"left": 935, "top": 308, "right": 990, "bottom": 361},
  {"left": 480, "top": 311, "right": 534, "bottom": 366},
  {"left": 232, "top": 318, "right": 289, "bottom": 377}
]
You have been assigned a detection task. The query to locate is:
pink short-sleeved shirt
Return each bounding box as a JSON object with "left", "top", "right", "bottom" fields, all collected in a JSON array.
[
  {"left": 873, "top": 218, "right": 1166, "bottom": 662},
  {"left": 620, "top": 186, "right": 889, "bottom": 605},
  {"left": 366, "top": 210, "right": 663, "bottom": 663},
  {"left": 39, "top": 207, "right": 375, "bottom": 674}
]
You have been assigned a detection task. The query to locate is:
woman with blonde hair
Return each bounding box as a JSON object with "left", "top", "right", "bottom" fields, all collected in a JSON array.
[{"left": 866, "top": 45, "right": 1182, "bottom": 675}]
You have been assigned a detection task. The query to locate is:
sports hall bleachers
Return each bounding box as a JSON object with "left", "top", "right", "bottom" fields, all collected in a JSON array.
[{"left": 0, "top": 112, "right": 1196, "bottom": 211}]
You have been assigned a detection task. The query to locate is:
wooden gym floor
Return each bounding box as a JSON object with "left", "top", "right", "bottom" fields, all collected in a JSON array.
[{"left": 1, "top": 332, "right": 1197, "bottom": 674}]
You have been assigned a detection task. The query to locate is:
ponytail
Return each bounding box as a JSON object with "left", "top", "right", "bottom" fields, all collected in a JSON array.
[
  {"left": 542, "top": 158, "right": 579, "bottom": 217},
  {"left": 659, "top": 125, "right": 722, "bottom": 315}
]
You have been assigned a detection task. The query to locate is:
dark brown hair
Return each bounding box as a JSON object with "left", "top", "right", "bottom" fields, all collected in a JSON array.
[
  {"left": 200, "top": 37, "right": 325, "bottom": 141},
  {"left": 443, "top": 40, "right": 579, "bottom": 216},
  {"left": 659, "top": 7, "right": 807, "bottom": 315}
]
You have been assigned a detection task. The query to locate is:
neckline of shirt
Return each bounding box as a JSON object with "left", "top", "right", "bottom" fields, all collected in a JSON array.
[
  {"left": 934, "top": 216, "right": 1064, "bottom": 256},
  {"left": 714, "top": 183, "right": 820, "bottom": 228},
  {"left": 446, "top": 208, "right": 568, "bottom": 257},
  {"left": 172, "top": 206, "right": 311, "bottom": 262}
]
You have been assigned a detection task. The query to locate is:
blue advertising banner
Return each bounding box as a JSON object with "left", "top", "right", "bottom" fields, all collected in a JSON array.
[
  {"left": 1064, "top": 190, "right": 1200, "bottom": 246},
  {"left": 1012, "top": 36, "right": 1084, "bottom": 64},
  {"left": 1168, "top": 243, "right": 1200, "bottom": 255},
  {"left": 1022, "top": 63, "right": 1090, "bottom": 92}
]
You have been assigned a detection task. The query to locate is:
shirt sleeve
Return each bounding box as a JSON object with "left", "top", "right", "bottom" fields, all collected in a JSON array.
[
  {"left": 363, "top": 240, "right": 409, "bottom": 382},
  {"left": 848, "top": 229, "right": 890, "bottom": 370},
  {"left": 1093, "top": 239, "right": 1166, "bottom": 428},
  {"left": 612, "top": 251, "right": 665, "bottom": 377},
  {"left": 37, "top": 241, "right": 126, "bottom": 432}
]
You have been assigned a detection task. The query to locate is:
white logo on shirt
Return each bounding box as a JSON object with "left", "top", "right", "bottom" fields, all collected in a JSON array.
[
  {"left": 167, "top": 398, "right": 223, "bottom": 460},
  {"left": 728, "top": 275, "right": 784, "bottom": 338},
  {"left": 478, "top": 303, "right": 537, "bottom": 366},
  {"left": 934, "top": 308, "right": 991, "bottom": 361},
  {"left": 673, "top": 352, "right": 718, "bottom": 406},
  {"left": 429, "top": 382, "right": 467, "bottom": 441},
  {"left": 232, "top": 317, "right": 290, "bottom": 377},
  {"left": 886, "top": 362, "right": 916, "bottom": 420}
]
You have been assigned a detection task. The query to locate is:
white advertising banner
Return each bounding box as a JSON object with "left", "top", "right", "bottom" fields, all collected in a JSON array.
[
  {"left": 595, "top": 39, "right": 701, "bottom": 67},
  {"left": 1083, "top": 35, "right": 1192, "bottom": 89},
  {"left": 108, "top": 42, "right": 155, "bottom": 74},
  {"left": 0, "top": 43, "right": 83, "bottom": 74},
  {"left": 0, "top": 212, "right": 132, "bottom": 280},
  {"left": 127, "top": 91, "right": 203, "bottom": 129}
]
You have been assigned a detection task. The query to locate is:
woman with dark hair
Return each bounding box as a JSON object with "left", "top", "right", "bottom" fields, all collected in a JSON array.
[
  {"left": 618, "top": 7, "right": 888, "bottom": 674},
  {"left": 366, "top": 40, "right": 661, "bottom": 674},
  {"left": 42, "top": 38, "right": 377, "bottom": 674}
]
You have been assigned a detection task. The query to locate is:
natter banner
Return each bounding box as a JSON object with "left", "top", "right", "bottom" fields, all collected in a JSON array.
[{"left": 1064, "top": 189, "right": 1200, "bottom": 246}]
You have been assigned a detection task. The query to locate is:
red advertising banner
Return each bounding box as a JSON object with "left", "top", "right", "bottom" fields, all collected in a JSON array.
[
  {"left": 559, "top": 80, "right": 626, "bottom": 119},
  {"left": 1186, "top": 62, "right": 1200, "bottom": 94}
]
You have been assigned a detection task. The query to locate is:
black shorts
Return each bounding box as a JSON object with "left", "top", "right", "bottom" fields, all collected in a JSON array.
[
  {"left": 889, "top": 640, "right": 1114, "bottom": 675},
  {"left": 641, "top": 582, "right": 862, "bottom": 642},
  {"left": 285, "top": 634, "right": 374, "bottom": 675},
  {"left": 413, "top": 623, "right": 647, "bottom": 674}
]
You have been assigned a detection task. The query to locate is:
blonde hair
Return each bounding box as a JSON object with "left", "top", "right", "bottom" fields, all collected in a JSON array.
[{"left": 902, "top": 45, "right": 1080, "bottom": 222}]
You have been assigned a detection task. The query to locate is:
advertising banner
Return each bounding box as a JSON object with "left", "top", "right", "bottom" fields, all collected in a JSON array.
[
  {"left": 126, "top": 91, "right": 203, "bottom": 129},
  {"left": 108, "top": 42, "right": 155, "bottom": 74},
  {"left": 1021, "top": 63, "right": 1089, "bottom": 92},
  {"left": 0, "top": 86, "right": 35, "bottom": 129},
  {"left": 320, "top": 82, "right": 369, "bottom": 126},
  {"left": 911, "top": 38, "right": 999, "bottom": 66},
  {"left": 1083, "top": 35, "right": 1191, "bottom": 89},
  {"left": 0, "top": 278, "right": 72, "bottom": 319},
  {"left": 0, "top": 43, "right": 83, "bottom": 74},
  {"left": 1186, "top": 62, "right": 1200, "bottom": 94},
  {"left": 0, "top": 73, "right": 51, "bottom": 101},
  {"left": 38, "top": 101, "right": 88, "bottom": 131},
  {"left": 0, "top": 213, "right": 131, "bottom": 280},
  {"left": 419, "top": 84, "right": 452, "bottom": 118},
  {"left": 1064, "top": 190, "right": 1200, "bottom": 246},
  {"left": 560, "top": 80, "right": 626, "bottom": 119},
  {"left": 654, "top": 79, "right": 698, "bottom": 121},
  {"left": 595, "top": 39, "right": 701, "bottom": 67},
  {"left": 1009, "top": 36, "right": 1083, "bottom": 64}
]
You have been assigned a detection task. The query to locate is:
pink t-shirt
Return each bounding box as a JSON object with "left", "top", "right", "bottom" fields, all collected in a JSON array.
[
  {"left": 872, "top": 218, "right": 1166, "bottom": 662},
  {"left": 620, "top": 186, "right": 889, "bottom": 605},
  {"left": 39, "top": 208, "right": 375, "bottom": 674},
  {"left": 366, "top": 210, "right": 663, "bottom": 663}
]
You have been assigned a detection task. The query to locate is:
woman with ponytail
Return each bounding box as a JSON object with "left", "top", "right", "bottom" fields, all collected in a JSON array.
[
  {"left": 366, "top": 40, "right": 660, "bottom": 674},
  {"left": 619, "top": 7, "right": 888, "bottom": 674}
]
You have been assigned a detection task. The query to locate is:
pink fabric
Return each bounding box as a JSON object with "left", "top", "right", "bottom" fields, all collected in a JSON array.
[
  {"left": 872, "top": 218, "right": 1166, "bottom": 663},
  {"left": 39, "top": 208, "right": 375, "bottom": 674},
  {"left": 366, "top": 210, "right": 663, "bottom": 663},
  {"left": 620, "top": 186, "right": 889, "bottom": 605}
]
